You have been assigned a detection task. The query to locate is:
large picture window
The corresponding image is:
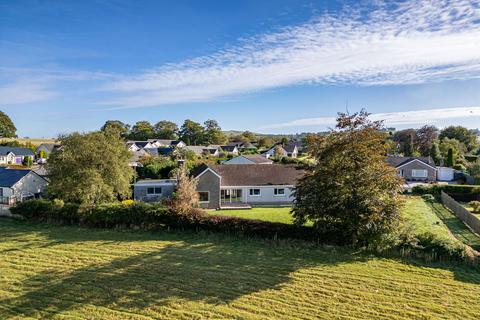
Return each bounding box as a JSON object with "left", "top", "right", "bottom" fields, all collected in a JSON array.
[
  {"left": 198, "top": 191, "right": 209, "bottom": 202},
  {"left": 411, "top": 169, "right": 428, "bottom": 178}
]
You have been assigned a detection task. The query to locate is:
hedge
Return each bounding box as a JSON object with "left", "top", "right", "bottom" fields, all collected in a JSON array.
[
  {"left": 10, "top": 200, "right": 341, "bottom": 244},
  {"left": 411, "top": 184, "right": 480, "bottom": 198}
]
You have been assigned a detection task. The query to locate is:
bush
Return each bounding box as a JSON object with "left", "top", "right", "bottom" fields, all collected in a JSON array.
[
  {"left": 411, "top": 184, "right": 480, "bottom": 196},
  {"left": 11, "top": 200, "right": 336, "bottom": 244},
  {"left": 421, "top": 194, "right": 435, "bottom": 202},
  {"left": 469, "top": 201, "right": 480, "bottom": 213}
]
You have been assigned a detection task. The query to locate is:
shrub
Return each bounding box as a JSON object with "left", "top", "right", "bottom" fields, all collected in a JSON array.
[
  {"left": 11, "top": 200, "right": 333, "bottom": 243},
  {"left": 421, "top": 194, "right": 435, "bottom": 202},
  {"left": 469, "top": 201, "right": 480, "bottom": 213},
  {"left": 121, "top": 199, "right": 134, "bottom": 205},
  {"left": 411, "top": 184, "right": 480, "bottom": 196}
]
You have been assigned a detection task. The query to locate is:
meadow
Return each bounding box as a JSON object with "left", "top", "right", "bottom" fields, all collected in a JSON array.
[{"left": 1, "top": 215, "right": 480, "bottom": 319}]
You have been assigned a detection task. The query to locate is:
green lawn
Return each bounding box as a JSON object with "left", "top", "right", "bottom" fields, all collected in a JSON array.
[
  {"left": 210, "top": 207, "right": 294, "bottom": 224},
  {"left": 0, "top": 218, "right": 479, "bottom": 319}
]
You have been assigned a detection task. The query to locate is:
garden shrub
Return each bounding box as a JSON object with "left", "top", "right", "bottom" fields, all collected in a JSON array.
[
  {"left": 411, "top": 184, "right": 480, "bottom": 197},
  {"left": 469, "top": 201, "right": 480, "bottom": 213},
  {"left": 421, "top": 194, "right": 435, "bottom": 202}
]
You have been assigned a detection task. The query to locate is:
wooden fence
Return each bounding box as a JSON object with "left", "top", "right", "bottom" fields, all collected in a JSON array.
[{"left": 441, "top": 191, "right": 480, "bottom": 235}]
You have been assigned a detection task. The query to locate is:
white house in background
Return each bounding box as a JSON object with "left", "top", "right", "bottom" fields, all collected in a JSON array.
[
  {"left": 262, "top": 144, "right": 298, "bottom": 159},
  {"left": 222, "top": 155, "right": 273, "bottom": 165},
  {"left": 0, "top": 168, "right": 48, "bottom": 205},
  {"left": 126, "top": 141, "right": 156, "bottom": 152},
  {"left": 148, "top": 139, "right": 186, "bottom": 148},
  {"left": 0, "top": 147, "right": 35, "bottom": 165}
]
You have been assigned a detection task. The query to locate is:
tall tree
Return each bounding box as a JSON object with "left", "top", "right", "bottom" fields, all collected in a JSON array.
[
  {"left": 0, "top": 110, "right": 17, "bottom": 138},
  {"left": 439, "top": 137, "right": 464, "bottom": 161},
  {"left": 203, "top": 119, "right": 227, "bottom": 145},
  {"left": 293, "top": 111, "right": 403, "bottom": 246},
  {"left": 154, "top": 120, "right": 179, "bottom": 139},
  {"left": 446, "top": 148, "right": 455, "bottom": 167},
  {"left": 439, "top": 126, "right": 478, "bottom": 153},
  {"left": 46, "top": 131, "right": 134, "bottom": 204},
  {"left": 429, "top": 142, "right": 442, "bottom": 165},
  {"left": 179, "top": 119, "right": 205, "bottom": 145},
  {"left": 392, "top": 129, "right": 417, "bottom": 156},
  {"left": 415, "top": 125, "right": 439, "bottom": 156},
  {"left": 101, "top": 120, "right": 130, "bottom": 138},
  {"left": 129, "top": 121, "right": 155, "bottom": 141}
]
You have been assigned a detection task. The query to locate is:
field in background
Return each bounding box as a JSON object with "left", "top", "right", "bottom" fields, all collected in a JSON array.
[
  {"left": 0, "top": 218, "right": 479, "bottom": 319},
  {"left": 0, "top": 137, "right": 56, "bottom": 146}
]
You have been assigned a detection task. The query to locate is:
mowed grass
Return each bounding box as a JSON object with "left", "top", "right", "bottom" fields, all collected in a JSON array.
[
  {"left": 1, "top": 219, "right": 480, "bottom": 319},
  {"left": 403, "top": 197, "right": 480, "bottom": 251},
  {"left": 211, "top": 207, "right": 294, "bottom": 224}
]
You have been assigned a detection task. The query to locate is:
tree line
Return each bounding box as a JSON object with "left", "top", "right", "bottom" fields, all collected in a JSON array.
[{"left": 390, "top": 125, "right": 479, "bottom": 168}]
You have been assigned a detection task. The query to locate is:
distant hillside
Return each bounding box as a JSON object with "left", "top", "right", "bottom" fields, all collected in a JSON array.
[{"left": 0, "top": 137, "right": 57, "bottom": 146}]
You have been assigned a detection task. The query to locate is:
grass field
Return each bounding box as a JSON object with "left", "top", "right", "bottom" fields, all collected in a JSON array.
[
  {"left": 0, "top": 218, "right": 480, "bottom": 319},
  {"left": 211, "top": 207, "right": 294, "bottom": 224},
  {"left": 0, "top": 137, "right": 56, "bottom": 146}
]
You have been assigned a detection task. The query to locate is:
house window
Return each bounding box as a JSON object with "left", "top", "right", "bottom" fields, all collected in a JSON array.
[
  {"left": 147, "top": 187, "right": 162, "bottom": 195},
  {"left": 198, "top": 191, "right": 209, "bottom": 202},
  {"left": 249, "top": 188, "right": 261, "bottom": 196},
  {"left": 412, "top": 169, "right": 428, "bottom": 178},
  {"left": 274, "top": 188, "right": 285, "bottom": 196}
]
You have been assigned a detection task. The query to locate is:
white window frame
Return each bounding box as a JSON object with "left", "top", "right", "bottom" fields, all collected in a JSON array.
[
  {"left": 411, "top": 169, "right": 428, "bottom": 178},
  {"left": 274, "top": 188, "right": 285, "bottom": 196},
  {"left": 146, "top": 186, "right": 162, "bottom": 196},
  {"left": 249, "top": 188, "right": 261, "bottom": 196},
  {"left": 198, "top": 191, "right": 210, "bottom": 203}
]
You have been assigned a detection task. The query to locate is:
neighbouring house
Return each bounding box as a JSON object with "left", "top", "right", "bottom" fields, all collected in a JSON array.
[
  {"left": 129, "top": 149, "right": 150, "bottom": 167},
  {"left": 0, "top": 167, "right": 48, "bottom": 205},
  {"left": 133, "top": 179, "right": 177, "bottom": 202},
  {"left": 35, "top": 143, "right": 61, "bottom": 157},
  {"left": 387, "top": 156, "right": 437, "bottom": 182},
  {"left": 0, "top": 147, "right": 35, "bottom": 165},
  {"left": 208, "top": 145, "right": 239, "bottom": 156},
  {"left": 228, "top": 141, "right": 257, "bottom": 151},
  {"left": 184, "top": 146, "right": 220, "bottom": 157},
  {"left": 126, "top": 141, "right": 156, "bottom": 152},
  {"left": 148, "top": 139, "right": 186, "bottom": 148},
  {"left": 222, "top": 155, "right": 273, "bottom": 165},
  {"left": 193, "top": 164, "right": 305, "bottom": 209},
  {"left": 262, "top": 144, "right": 298, "bottom": 159}
]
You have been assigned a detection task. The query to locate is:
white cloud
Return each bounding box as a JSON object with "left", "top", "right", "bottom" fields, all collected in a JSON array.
[
  {"left": 260, "top": 106, "right": 480, "bottom": 129},
  {"left": 102, "top": 0, "right": 480, "bottom": 108},
  {"left": 0, "top": 80, "right": 57, "bottom": 105}
]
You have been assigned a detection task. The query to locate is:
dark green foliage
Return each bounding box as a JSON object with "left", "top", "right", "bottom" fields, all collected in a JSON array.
[
  {"left": 293, "top": 111, "right": 403, "bottom": 246},
  {"left": 154, "top": 120, "right": 179, "bottom": 139},
  {"left": 203, "top": 119, "right": 227, "bottom": 145},
  {"left": 22, "top": 156, "right": 33, "bottom": 167},
  {"left": 0, "top": 110, "right": 16, "bottom": 138},
  {"left": 439, "top": 126, "right": 478, "bottom": 153},
  {"left": 429, "top": 143, "right": 442, "bottom": 165},
  {"left": 129, "top": 121, "right": 155, "bottom": 140},
  {"left": 179, "top": 119, "right": 205, "bottom": 145},
  {"left": 11, "top": 200, "right": 335, "bottom": 243},
  {"left": 446, "top": 148, "right": 454, "bottom": 167},
  {"left": 101, "top": 120, "right": 130, "bottom": 138},
  {"left": 411, "top": 184, "right": 480, "bottom": 199},
  {"left": 137, "top": 157, "right": 178, "bottom": 179}
]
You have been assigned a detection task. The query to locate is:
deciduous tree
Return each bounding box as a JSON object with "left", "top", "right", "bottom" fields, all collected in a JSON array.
[
  {"left": 129, "top": 121, "right": 155, "bottom": 140},
  {"left": 293, "top": 111, "right": 403, "bottom": 246},
  {"left": 179, "top": 120, "right": 205, "bottom": 145},
  {"left": 46, "top": 131, "right": 134, "bottom": 204},
  {"left": 154, "top": 120, "right": 179, "bottom": 139},
  {"left": 203, "top": 119, "right": 227, "bottom": 145},
  {"left": 439, "top": 126, "right": 478, "bottom": 153},
  {"left": 0, "top": 110, "right": 16, "bottom": 138}
]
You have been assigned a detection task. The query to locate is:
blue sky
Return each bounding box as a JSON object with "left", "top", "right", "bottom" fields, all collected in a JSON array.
[{"left": 1, "top": 0, "right": 479, "bottom": 138}]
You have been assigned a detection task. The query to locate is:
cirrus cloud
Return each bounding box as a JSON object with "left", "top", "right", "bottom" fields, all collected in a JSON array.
[{"left": 102, "top": 0, "right": 480, "bottom": 109}]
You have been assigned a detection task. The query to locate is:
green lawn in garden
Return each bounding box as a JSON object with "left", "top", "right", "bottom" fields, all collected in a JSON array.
[
  {"left": 210, "top": 207, "right": 295, "bottom": 224},
  {"left": 1, "top": 218, "right": 479, "bottom": 319}
]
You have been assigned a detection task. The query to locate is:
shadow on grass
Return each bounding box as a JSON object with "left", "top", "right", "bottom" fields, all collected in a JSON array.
[
  {"left": 0, "top": 228, "right": 365, "bottom": 318},
  {"left": 427, "top": 201, "right": 480, "bottom": 251},
  {"left": 1, "top": 218, "right": 480, "bottom": 318}
]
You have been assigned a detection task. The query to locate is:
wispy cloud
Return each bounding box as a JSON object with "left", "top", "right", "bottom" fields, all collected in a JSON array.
[
  {"left": 0, "top": 67, "right": 113, "bottom": 106},
  {"left": 102, "top": 0, "right": 480, "bottom": 108},
  {"left": 260, "top": 106, "right": 480, "bottom": 129}
]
